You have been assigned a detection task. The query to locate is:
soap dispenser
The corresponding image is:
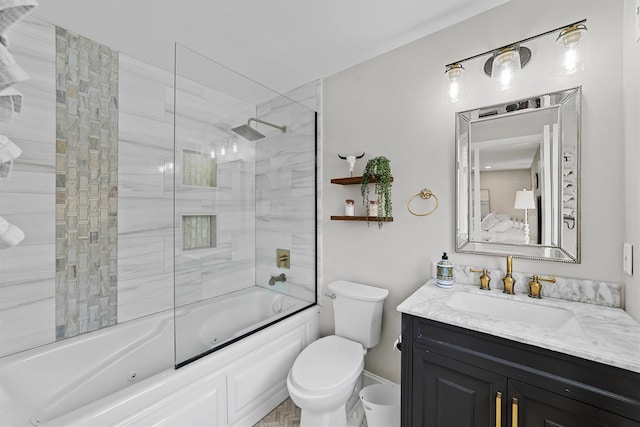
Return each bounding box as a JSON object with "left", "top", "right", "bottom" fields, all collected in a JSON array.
[{"left": 436, "top": 252, "right": 454, "bottom": 288}]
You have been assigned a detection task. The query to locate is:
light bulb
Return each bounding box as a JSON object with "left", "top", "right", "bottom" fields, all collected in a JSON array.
[
  {"left": 491, "top": 47, "right": 521, "bottom": 91},
  {"left": 441, "top": 63, "right": 467, "bottom": 103},
  {"left": 220, "top": 146, "right": 226, "bottom": 156},
  {"left": 553, "top": 24, "right": 588, "bottom": 77},
  {"left": 210, "top": 149, "right": 216, "bottom": 159},
  {"left": 232, "top": 141, "right": 238, "bottom": 153}
]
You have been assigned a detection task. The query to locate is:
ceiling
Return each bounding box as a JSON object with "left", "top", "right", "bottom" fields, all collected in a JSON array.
[{"left": 32, "top": 0, "right": 509, "bottom": 95}]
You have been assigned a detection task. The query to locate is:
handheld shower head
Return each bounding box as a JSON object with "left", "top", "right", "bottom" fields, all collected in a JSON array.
[{"left": 231, "top": 118, "right": 287, "bottom": 141}]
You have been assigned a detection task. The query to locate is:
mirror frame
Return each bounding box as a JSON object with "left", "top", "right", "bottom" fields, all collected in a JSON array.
[{"left": 455, "top": 87, "right": 581, "bottom": 263}]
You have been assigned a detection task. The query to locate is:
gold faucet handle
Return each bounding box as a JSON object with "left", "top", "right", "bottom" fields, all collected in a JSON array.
[
  {"left": 528, "top": 275, "right": 556, "bottom": 298},
  {"left": 470, "top": 268, "right": 491, "bottom": 290}
]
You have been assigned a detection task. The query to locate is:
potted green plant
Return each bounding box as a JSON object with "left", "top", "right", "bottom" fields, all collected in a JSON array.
[{"left": 360, "top": 156, "right": 392, "bottom": 228}]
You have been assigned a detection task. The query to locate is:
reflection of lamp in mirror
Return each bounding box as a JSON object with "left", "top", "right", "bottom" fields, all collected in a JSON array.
[
  {"left": 552, "top": 23, "right": 588, "bottom": 76},
  {"left": 514, "top": 189, "right": 535, "bottom": 244},
  {"left": 442, "top": 63, "right": 467, "bottom": 103}
]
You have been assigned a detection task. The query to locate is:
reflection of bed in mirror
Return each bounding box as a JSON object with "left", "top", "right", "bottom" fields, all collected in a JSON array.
[{"left": 479, "top": 212, "right": 527, "bottom": 244}]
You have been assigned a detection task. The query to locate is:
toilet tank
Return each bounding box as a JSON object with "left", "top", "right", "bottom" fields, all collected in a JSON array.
[{"left": 328, "top": 281, "right": 389, "bottom": 348}]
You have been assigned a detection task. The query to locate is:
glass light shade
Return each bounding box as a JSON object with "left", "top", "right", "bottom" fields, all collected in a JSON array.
[
  {"left": 552, "top": 25, "right": 588, "bottom": 76},
  {"left": 514, "top": 189, "right": 535, "bottom": 209},
  {"left": 491, "top": 47, "right": 521, "bottom": 91},
  {"left": 441, "top": 63, "right": 467, "bottom": 103}
]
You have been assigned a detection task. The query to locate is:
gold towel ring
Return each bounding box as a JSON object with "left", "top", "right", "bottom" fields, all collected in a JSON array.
[{"left": 407, "top": 188, "right": 439, "bottom": 216}]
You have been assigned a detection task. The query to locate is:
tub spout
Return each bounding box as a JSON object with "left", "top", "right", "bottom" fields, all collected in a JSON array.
[{"left": 269, "top": 273, "right": 286, "bottom": 286}]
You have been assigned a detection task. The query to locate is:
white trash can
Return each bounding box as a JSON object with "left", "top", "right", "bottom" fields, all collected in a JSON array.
[{"left": 359, "top": 383, "right": 401, "bottom": 427}]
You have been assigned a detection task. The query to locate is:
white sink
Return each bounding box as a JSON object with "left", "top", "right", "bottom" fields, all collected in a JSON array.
[{"left": 446, "top": 291, "right": 586, "bottom": 336}]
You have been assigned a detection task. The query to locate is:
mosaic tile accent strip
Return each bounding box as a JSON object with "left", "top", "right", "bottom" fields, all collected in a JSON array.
[
  {"left": 182, "top": 148, "right": 217, "bottom": 187},
  {"left": 55, "top": 26, "right": 118, "bottom": 339},
  {"left": 182, "top": 214, "right": 216, "bottom": 251}
]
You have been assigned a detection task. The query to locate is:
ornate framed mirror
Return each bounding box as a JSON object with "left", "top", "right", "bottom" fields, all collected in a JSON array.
[{"left": 455, "top": 87, "right": 581, "bottom": 262}]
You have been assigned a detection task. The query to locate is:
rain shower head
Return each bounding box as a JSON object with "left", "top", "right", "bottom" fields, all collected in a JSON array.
[{"left": 231, "top": 118, "right": 287, "bottom": 141}]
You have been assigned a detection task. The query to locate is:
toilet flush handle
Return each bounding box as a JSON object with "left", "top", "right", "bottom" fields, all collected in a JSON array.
[{"left": 324, "top": 292, "right": 336, "bottom": 300}]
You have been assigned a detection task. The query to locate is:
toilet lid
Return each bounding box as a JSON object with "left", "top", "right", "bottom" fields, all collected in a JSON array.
[{"left": 290, "top": 336, "right": 364, "bottom": 395}]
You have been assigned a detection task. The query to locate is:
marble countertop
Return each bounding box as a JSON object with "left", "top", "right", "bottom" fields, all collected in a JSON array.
[{"left": 397, "top": 280, "right": 640, "bottom": 374}]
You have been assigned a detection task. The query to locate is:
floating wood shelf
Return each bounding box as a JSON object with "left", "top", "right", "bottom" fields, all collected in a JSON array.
[
  {"left": 330, "top": 176, "right": 394, "bottom": 185},
  {"left": 330, "top": 216, "right": 394, "bottom": 222}
]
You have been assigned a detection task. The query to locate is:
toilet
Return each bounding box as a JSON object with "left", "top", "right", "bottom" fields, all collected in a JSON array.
[{"left": 287, "top": 280, "right": 389, "bottom": 427}]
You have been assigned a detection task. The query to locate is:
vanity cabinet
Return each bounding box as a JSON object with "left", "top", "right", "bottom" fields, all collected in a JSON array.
[{"left": 401, "top": 314, "right": 640, "bottom": 427}]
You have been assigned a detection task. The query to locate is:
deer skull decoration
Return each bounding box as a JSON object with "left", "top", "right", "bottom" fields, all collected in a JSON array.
[{"left": 337, "top": 152, "right": 365, "bottom": 177}]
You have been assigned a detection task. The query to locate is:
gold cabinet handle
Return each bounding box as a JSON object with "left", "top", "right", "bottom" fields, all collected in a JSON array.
[
  {"left": 496, "top": 391, "right": 502, "bottom": 427},
  {"left": 512, "top": 397, "right": 519, "bottom": 427}
]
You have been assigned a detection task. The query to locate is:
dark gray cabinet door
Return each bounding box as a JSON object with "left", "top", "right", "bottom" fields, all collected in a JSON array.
[
  {"left": 510, "top": 379, "right": 639, "bottom": 427},
  {"left": 412, "top": 346, "right": 506, "bottom": 427}
]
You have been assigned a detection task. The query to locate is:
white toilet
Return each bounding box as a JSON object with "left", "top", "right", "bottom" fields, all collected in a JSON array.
[{"left": 287, "top": 280, "right": 389, "bottom": 427}]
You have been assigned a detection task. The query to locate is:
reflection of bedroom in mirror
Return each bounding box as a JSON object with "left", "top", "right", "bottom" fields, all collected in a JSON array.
[{"left": 456, "top": 87, "right": 581, "bottom": 263}]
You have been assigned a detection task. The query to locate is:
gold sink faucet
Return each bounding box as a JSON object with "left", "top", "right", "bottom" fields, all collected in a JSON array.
[
  {"left": 502, "top": 256, "right": 516, "bottom": 294},
  {"left": 528, "top": 275, "right": 556, "bottom": 298},
  {"left": 470, "top": 268, "right": 491, "bottom": 290}
]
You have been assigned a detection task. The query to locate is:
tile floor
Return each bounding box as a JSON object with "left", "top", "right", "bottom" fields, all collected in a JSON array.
[{"left": 253, "top": 398, "right": 301, "bottom": 427}]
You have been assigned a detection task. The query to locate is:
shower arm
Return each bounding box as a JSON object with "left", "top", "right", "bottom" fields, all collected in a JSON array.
[{"left": 247, "top": 118, "right": 287, "bottom": 133}]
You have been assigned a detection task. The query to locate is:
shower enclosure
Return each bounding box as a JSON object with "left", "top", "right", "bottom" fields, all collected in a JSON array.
[
  {"left": 0, "top": 16, "right": 318, "bottom": 424},
  {"left": 172, "top": 44, "right": 317, "bottom": 366}
]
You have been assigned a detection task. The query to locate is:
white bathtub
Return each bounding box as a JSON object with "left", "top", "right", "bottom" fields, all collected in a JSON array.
[
  {"left": 0, "top": 287, "right": 317, "bottom": 426},
  {"left": 176, "top": 287, "right": 306, "bottom": 365}
]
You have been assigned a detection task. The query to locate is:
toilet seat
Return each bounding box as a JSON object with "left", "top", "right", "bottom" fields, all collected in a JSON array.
[{"left": 289, "top": 336, "right": 364, "bottom": 396}]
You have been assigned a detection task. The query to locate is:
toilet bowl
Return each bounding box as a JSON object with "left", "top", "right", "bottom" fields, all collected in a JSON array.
[
  {"left": 287, "top": 280, "right": 389, "bottom": 427},
  {"left": 287, "top": 336, "right": 364, "bottom": 426}
]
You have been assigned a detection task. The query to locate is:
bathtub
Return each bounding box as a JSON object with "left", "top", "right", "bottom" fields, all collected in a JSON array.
[
  {"left": 0, "top": 287, "right": 318, "bottom": 426},
  {"left": 176, "top": 287, "right": 306, "bottom": 365}
]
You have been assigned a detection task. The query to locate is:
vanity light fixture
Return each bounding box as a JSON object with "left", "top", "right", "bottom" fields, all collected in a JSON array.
[{"left": 442, "top": 19, "right": 587, "bottom": 103}]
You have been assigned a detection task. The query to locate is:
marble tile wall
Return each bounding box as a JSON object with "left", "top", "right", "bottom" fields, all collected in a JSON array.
[
  {"left": 173, "top": 70, "right": 257, "bottom": 307},
  {"left": 0, "top": 16, "right": 56, "bottom": 357},
  {"left": 117, "top": 53, "right": 175, "bottom": 322},
  {"left": 54, "top": 27, "right": 119, "bottom": 338},
  {"left": 255, "top": 82, "right": 318, "bottom": 303}
]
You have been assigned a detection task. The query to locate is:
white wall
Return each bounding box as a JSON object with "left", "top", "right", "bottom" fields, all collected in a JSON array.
[
  {"left": 323, "top": 0, "right": 629, "bottom": 383},
  {"left": 623, "top": 0, "right": 640, "bottom": 321}
]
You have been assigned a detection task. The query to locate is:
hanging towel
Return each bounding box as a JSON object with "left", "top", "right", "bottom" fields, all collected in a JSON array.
[
  {"left": 0, "top": 42, "right": 27, "bottom": 90},
  {"left": 0, "top": 134, "right": 21, "bottom": 162},
  {"left": 0, "top": 86, "right": 21, "bottom": 122},
  {"left": 0, "top": 215, "right": 25, "bottom": 248},
  {"left": 0, "top": 0, "right": 38, "bottom": 35}
]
